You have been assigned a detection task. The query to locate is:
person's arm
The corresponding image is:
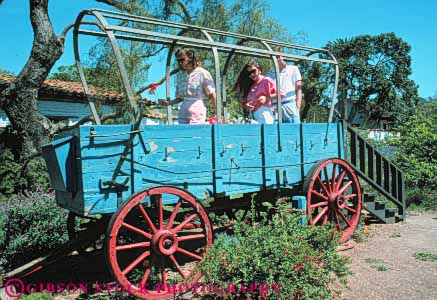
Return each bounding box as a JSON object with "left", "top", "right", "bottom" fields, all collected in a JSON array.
[{"left": 295, "top": 80, "right": 302, "bottom": 111}]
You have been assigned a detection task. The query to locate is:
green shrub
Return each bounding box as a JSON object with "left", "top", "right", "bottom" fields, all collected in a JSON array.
[
  {"left": 0, "top": 148, "right": 50, "bottom": 200},
  {"left": 17, "top": 292, "right": 54, "bottom": 300},
  {"left": 196, "top": 204, "right": 351, "bottom": 300},
  {"left": 384, "top": 102, "right": 437, "bottom": 210},
  {"left": 406, "top": 187, "right": 437, "bottom": 210},
  {"left": 0, "top": 191, "right": 68, "bottom": 272},
  {"left": 0, "top": 149, "right": 24, "bottom": 196}
]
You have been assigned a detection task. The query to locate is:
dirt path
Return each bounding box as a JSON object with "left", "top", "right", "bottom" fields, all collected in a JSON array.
[{"left": 341, "top": 212, "right": 437, "bottom": 300}]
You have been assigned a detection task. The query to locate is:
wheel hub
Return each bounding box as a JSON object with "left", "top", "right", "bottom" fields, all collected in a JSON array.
[
  {"left": 328, "top": 192, "right": 338, "bottom": 203},
  {"left": 151, "top": 230, "right": 178, "bottom": 256}
]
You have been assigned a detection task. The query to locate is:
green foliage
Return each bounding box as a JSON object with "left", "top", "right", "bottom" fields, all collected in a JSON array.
[
  {"left": 385, "top": 99, "right": 437, "bottom": 209},
  {"left": 0, "top": 191, "right": 68, "bottom": 271},
  {"left": 327, "top": 33, "right": 419, "bottom": 126},
  {"left": 0, "top": 149, "right": 24, "bottom": 197},
  {"left": 18, "top": 292, "right": 54, "bottom": 300},
  {"left": 196, "top": 204, "right": 350, "bottom": 300},
  {"left": 0, "top": 148, "right": 50, "bottom": 200},
  {"left": 302, "top": 33, "right": 419, "bottom": 126},
  {"left": 415, "top": 252, "right": 437, "bottom": 262}
]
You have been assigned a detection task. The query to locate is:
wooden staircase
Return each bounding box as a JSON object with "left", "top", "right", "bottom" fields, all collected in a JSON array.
[
  {"left": 363, "top": 192, "right": 400, "bottom": 224},
  {"left": 342, "top": 121, "right": 406, "bottom": 224}
]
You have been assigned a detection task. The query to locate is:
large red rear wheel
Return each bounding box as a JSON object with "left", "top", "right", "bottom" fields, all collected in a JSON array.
[
  {"left": 106, "top": 186, "right": 213, "bottom": 299},
  {"left": 303, "top": 158, "right": 361, "bottom": 243}
]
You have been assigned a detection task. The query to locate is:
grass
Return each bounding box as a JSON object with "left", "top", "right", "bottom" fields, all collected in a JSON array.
[
  {"left": 364, "top": 258, "right": 389, "bottom": 271},
  {"left": 415, "top": 252, "right": 437, "bottom": 262}
]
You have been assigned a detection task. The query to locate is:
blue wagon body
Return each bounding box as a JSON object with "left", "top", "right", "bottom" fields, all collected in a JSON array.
[{"left": 43, "top": 122, "right": 344, "bottom": 216}]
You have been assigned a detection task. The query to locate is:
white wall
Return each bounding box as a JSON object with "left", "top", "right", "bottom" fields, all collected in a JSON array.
[{"left": 0, "top": 99, "right": 115, "bottom": 127}]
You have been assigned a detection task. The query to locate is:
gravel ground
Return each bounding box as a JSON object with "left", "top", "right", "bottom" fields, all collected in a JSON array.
[{"left": 341, "top": 212, "right": 437, "bottom": 300}]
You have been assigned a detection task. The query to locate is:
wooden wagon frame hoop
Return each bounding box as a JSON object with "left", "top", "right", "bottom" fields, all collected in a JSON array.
[{"left": 72, "top": 8, "right": 340, "bottom": 125}]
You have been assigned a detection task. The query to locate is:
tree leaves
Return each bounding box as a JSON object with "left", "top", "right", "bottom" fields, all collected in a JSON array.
[{"left": 327, "top": 33, "right": 419, "bottom": 126}]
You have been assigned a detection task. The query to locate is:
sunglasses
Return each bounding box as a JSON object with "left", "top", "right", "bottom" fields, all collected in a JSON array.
[
  {"left": 177, "top": 57, "right": 188, "bottom": 62},
  {"left": 248, "top": 68, "right": 258, "bottom": 75}
]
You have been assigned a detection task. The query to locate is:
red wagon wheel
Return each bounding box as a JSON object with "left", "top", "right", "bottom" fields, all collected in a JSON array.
[
  {"left": 106, "top": 186, "right": 213, "bottom": 299},
  {"left": 303, "top": 158, "right": 361, "bottom": 243}
]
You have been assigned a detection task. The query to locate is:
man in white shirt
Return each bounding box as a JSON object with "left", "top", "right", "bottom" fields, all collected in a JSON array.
[{"left": 268, "top": 54, "right": 302, "bottom": 123}]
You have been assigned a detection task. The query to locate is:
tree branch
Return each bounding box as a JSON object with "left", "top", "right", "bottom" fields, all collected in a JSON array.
[
  {"left": 52, "top": 112, "right": 123, "bottom": 134},
  {"left": 136, "top": 68, "right": 179, "bottom": 95},
  {"left": 175, "top": 0, "right": 192, "bottom": 23},
  {"left": 165, "top": 0, "right": 192, "bottom": 24},
  {"left": 140, "top": 45, "right": 166, "bottom": 58},
  {"left": 95, "top": 0, "right": 126, "bottom": 10}
]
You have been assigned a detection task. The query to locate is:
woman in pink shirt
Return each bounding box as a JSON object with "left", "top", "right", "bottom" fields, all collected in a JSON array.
[
  {"left": 233, "top": 60, "right": 277, "bottom": 124},
  {"left": 160, "top": 48, "right": 216, "bottom": 124}
]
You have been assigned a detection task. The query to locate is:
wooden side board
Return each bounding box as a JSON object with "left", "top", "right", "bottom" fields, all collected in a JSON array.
[{"left": 44, "top": 122, "right": 344, "bottom": 216}]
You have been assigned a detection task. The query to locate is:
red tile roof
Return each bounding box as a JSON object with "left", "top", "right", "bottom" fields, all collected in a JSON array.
[{"left": 0, "top": 74, "right": 123, "bottom": 103}]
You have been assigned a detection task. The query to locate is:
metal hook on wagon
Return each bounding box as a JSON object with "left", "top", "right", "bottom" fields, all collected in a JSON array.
[{"left": 100, "top": 177, "right": 129, "bottom": 189}]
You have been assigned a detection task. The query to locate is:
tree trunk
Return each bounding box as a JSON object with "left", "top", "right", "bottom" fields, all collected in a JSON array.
[{"left": 0, "top": 0, "right": 64, "bottom": 161}]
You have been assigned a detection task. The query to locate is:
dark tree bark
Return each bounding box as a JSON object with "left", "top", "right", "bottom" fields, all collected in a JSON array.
[
  {"left": 0, "top": 0, "right": 64, "bottom": 161},
  {"left": 0, "top": 0, "right": 125, "bottom": 162}
]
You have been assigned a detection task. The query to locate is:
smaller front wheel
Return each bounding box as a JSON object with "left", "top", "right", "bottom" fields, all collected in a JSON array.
[
  {"left": 106, "top": 186, "right": 213, "bottom": 299},
  {"left": 303, "top": 158, "right": 362, "bottom": 243}
]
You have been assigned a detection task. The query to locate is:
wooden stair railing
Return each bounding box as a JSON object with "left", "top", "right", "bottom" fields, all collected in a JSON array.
[{"left": 342, "top": 120, "right": 406, "bottom": 221}]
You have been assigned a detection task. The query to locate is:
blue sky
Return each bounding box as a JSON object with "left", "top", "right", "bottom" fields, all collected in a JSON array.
[{"left": 0, "top": 0, "right": 436, "bottom": 98}]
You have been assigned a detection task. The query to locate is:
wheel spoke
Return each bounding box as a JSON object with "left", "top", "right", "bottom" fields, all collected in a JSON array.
[
  {"left": 322, "top": 211, "right": 329, "bottom": 225},
  {"left": 138, "top": 204, "right": 157, "bottom": 233},
  {"left": 341, "top": 193, "right": 357, "bottom": 200},
  {"left": 323, "top": 167, "right": 332, "bottom": 193},
  {"left": 337, "top": 209, "right": 352, "bottom": 227},
  {"left": 169, "top": 254, "right": 188, "bottom": 280},
  {"left": 122, "top": 251, "right": 151, "bottom": 275},
  {"left": 166, "top": 200, "right": 182, "bottom": 229},
  {"left": 312, "top": 206, "right": 329, "bottom": 225},
  {"left": 176, "top": 246, "right": 203, "bottom": 261},
  {"left": 338, "top": 180, "right": 353, "bottom": 195},
  {"left": 161, "top": 268, "right": 167, "bottom": 288},
  {"left": 331, "top": 163, "right": 337, "bottom": 192},
  {"left": 122, "top": 222, "right": 152, "bottom": 239},
  {"left": 172, "top": 213, "right": 197, "bottom": 233},
  {"left": 116, "top": 241, "right": 150, "bottom": 251},
  {"left": 139, "top": 256, "right": 155, "bottom": 288},
  {"left": 344, "top": 206, "right": 357, "bottom": 214},
  {"left": 316, "top": 176, "right": 330, "bottom": 196},
  {"left": 178, "top": 234, "right": 206, "bottom": 242},
  {"left": 311, "top": 190, "right": 329, "bottom": 201},
  {"left": 310, "top": 201, "right": 328, "bottom": 209},
  {"left": 151, "top": 194, "right": 164, "bottom": 230},
  {"left": 335, "top": 170, "right": 346, "bottom": 192}
]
